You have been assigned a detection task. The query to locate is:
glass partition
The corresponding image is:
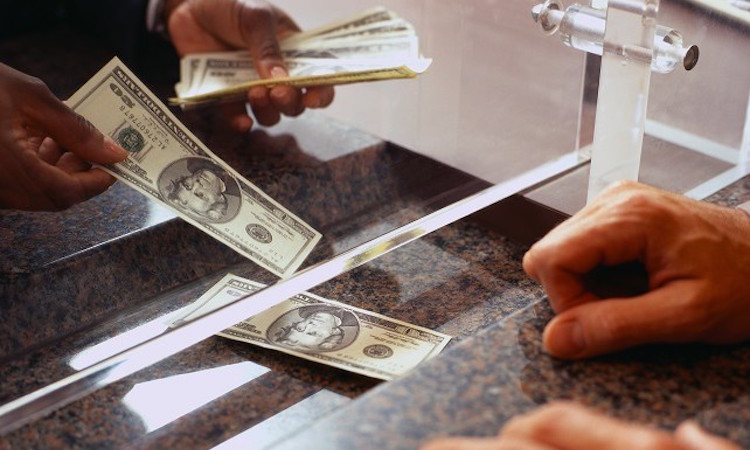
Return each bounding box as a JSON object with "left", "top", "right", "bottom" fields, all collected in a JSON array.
[{"left": 0, "top": 0, "right": 748, "bottom": 446}]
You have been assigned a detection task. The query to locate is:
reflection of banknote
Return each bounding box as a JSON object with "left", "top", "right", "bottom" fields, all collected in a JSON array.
[
  {"left": 170, "top": 6, "right": 432, "bottom": 106},
  {"left": 172, "top": 274, "right": 452, "bottom": 380},
  {"left": 67, "top": 58, "right": 321, "bottom": 278}
]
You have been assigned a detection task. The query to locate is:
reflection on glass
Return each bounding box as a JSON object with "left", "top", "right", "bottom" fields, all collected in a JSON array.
[
  {"left": 145, "top": 199, "right": 176, "bottom": 228},
  {"left": 68, "top": 318, "right": 171, "bottom": 371},
  {"left": 122, "top": 362, "right": 269, "bottom": 433},
  {"left": 210, "top": 389, "right": 349, "bottom": 450}
]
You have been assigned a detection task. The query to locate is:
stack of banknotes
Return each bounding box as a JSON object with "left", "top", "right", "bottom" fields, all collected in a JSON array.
[{"left": 170, "top": 6, "right": 432, "bottom": 106}]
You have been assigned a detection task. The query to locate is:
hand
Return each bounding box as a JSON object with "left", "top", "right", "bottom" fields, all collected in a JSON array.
[
  {"left": 421, "top": 402, "right": 742, "bottom": 450},
  {"left": 522, "top": 180, "right": 750, "bottom": 359},
  {"left": 0, "top": 63, "right": 128, "bottom": 211},
  {"left": 166, "top": 0, "right": 335, "bottom": 132}
]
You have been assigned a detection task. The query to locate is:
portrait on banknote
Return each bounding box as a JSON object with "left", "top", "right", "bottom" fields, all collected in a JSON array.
[
  {"left": 267, "top": 304, "right": 360, "bottom": 353},
  {"left": 157, "top": 157, "right": 241, "bottom": 223}
]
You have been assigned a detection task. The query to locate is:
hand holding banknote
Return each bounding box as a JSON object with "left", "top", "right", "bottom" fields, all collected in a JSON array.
[
  {"left": 170, "top": 7, "right": 432, "bottom": 108},
  {"left": 0, "top": 62, "right": 128, "bottom": 211},
  {"left": 165, "top": 0, "right": 334, "bottom": 131}
]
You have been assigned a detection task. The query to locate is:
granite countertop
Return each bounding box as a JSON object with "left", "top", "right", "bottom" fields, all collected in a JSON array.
[{"left": 3, "top": 174, "right": 750, "bottom": 450}]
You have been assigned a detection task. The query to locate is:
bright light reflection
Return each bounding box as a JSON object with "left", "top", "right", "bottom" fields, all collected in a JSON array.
[
  {"left": 123, "top": 362, "right": 269, "bottom": 433},
  {"left": 140, "top": 199, "right": 175, "bottom": 228},
  {"left": 68, "top": 319, "right": 171, "bottom": 370},
  {"left": 210, "top": 389, "right": 349, "bottom": 450}
]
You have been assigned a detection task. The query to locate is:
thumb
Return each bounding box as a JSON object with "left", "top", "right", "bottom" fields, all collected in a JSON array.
[
  {"left": 30, "top": 97, "right": 128, "bottom": 164},
  {"left": 675, "top": 421, "right": 743, "bottom": 450},
  {"left": 237, "top": 6, "right": 287, "bottom": 79},
  {"left": 542, "top": 283, "right": 698, "bottom": 358}
]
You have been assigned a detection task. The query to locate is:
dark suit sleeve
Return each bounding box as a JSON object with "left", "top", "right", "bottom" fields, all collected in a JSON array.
[
  {"left": 0, "top": 1, "right": 63, "bottom": 39},
  {"left": 65, "top": 0, "right": 151, "bottom": 63}
]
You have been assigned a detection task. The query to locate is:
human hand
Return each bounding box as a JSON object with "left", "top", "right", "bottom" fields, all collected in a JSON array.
[
  {"left": 522, "top": 180, "right": 750, "bottom": 359},
  {"left": 421, "top": 402, "right": 743, "bottom": 450},
  {"left": 166, "top": 0, "right": 335, "bottom": 132},
  {"left": 0, "top": 63, "right": 128, "bottom": 211}
]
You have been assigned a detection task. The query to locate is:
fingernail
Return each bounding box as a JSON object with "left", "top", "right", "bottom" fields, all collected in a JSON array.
[
  {"left": 270, "top": 66, "right": 288, "bottom": 79},
  {"left": 306, "top": 95, "right": 322, "bottom": 109},
  {"left": 676, "top": 421, "right": 714, "bottom": 449},
  {"left": 545, "top": 319, "right": 586, "bottom": 356},
  {"left": 104, "top": 137, "right": 129, "bottom": 160}
]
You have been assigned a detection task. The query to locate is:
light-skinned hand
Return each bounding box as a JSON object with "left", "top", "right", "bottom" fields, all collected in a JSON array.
[
  {"left": 0, "top": 63, "right": 128, "bottom": 211},
  {"left": 165, "top": 0, "right": 335, "bottom": 132},
  {"left": 523, "top": 180, "right": 750, "bottom": 359},
  {"left": 421, "top": 402, "right": 743, "bottom": 450}
]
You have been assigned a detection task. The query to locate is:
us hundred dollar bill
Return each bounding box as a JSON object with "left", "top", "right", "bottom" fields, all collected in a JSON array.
[
  {"left": 281, "top": 6, "right": 402, "bottom": 45},
  {"left": 172, "top": 273, "right": 452, "bottom": 380},
  {"left": 67, "top": 58, "right": 321, "bottom": 278}
]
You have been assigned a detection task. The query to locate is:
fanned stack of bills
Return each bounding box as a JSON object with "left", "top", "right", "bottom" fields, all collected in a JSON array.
[
  {"left": 68, "top": 57, "right": 321, "bottom": 278},
  {"left": 172, "top": 274, "right": 452, "bottom": 380},
  {"left": 169, "top": 6, "right": 432, "bottom": 106}
]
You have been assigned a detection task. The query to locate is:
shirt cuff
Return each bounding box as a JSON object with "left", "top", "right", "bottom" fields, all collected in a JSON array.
[{"left": 146, "top": 0, "right": 167, "bottom": 34}]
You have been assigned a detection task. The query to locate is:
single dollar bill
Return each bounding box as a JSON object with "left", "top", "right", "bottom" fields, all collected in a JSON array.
[
  {"left": 171, "top": 273, "right": 452, "bottom": 380},
  {"left": 68, "top": 57, "right": 321, "bottom": 278}
]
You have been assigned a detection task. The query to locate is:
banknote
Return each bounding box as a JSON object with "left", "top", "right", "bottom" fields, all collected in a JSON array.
[
  {"left": 288, "top": 19, "right": 415, "bottom": 43},
  {"left": 281, "top": 6, "right": 402, "bottom": 45},
  {"left": 177, "top": 57, "right": 421, "bottom": 99},
  {"left": 170, "top": 7, "right": 432, "bottom": 106},
  {"left": 171, "top": 273, "right": 452, "bottom": 380},
  {"left": 174, "top": 58, "right": 430, "bottom": 105},
  {"left": 67, "top": 58, "right": 321, "bottom": 278}
]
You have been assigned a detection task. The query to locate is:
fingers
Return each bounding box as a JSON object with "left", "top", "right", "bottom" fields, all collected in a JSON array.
[
  {"left": 31, "top": 143, "right": 116, "bottom": 209},
  {"left": 63, "top": 168, "right": 118, "bottom": 205},
  {"left": 421, "top": 437, "right": 554, "bottom": 450},
  {"left": 542, "top": 283, "right": 704, "bottom": 358},
  {"left": 215, "top": 101, "right": 254, "bottom": 133},
  {"left": 523, "top": 181, "right": 660, "bottom": 312},
  {"left": 15, "top": 157, "right": 115, "bottom": 210},
  {"left": 37, "top": 137, "right": 63, "bottom": 164},
  {"left": 234, "top": 3, "right": 312, "bottom": 121},
  {"left": 23, "top": 88, "right": 128, "bottom": 165},
  {"left": 248, "top": 86, "right": 282, "bottom": 126},
  {"left": 234, "top": 3, "right": 294, "bottom": 77},
  {"left": 303, "top": 86, "right": 335, "bottom": 109},
  {"left": 523, "top": 221, "right": 643, "bottom": 313},
  {"left": 675, "top": 421, "right": 744, "bottom": 450},
  {"left": 500, "top": 402, "right": 683, "bottom": 450},
  {"left": 422, "top": 406, "right": 743, "bottom": 450}
]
